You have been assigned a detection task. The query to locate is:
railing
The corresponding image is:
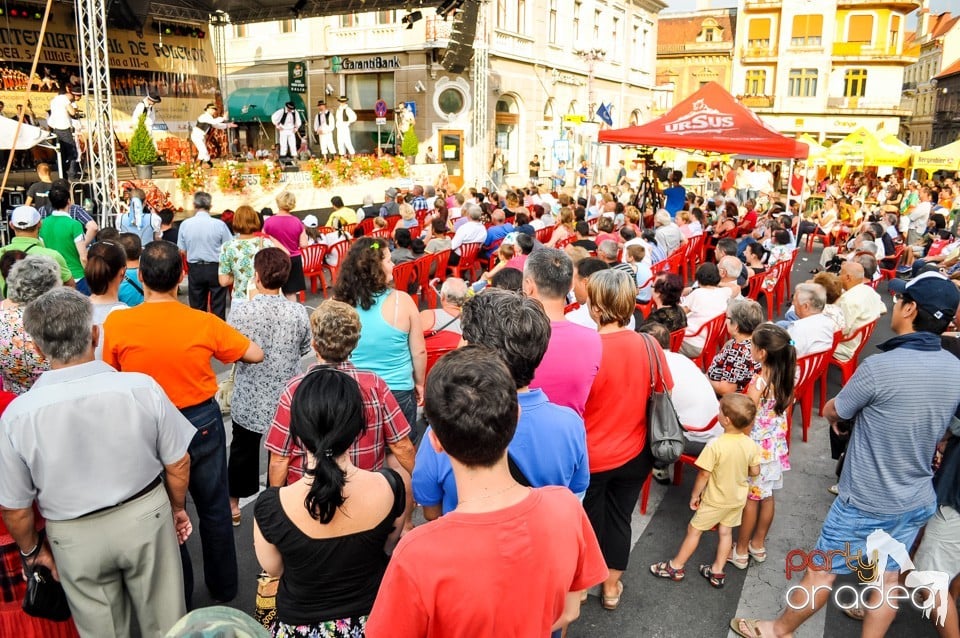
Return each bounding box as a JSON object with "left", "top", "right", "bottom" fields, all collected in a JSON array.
[
  {"left": 740, "top": 95, "right": 774, "bottom": 108},
  {"left": 327, "top": 24, "right": 405, "bottom": 50},
  {"left": 832, "top": 42, "right": 900, "bottom": 57},
  {"left": 902, "top": 81, "right": 917, "bottom": 92},
  {"left": 424, "top": 15, "right": 452, "bottom": 44},
  {"left": 743, "top": 0, "right": 783, "bottom": 9},
  {"left": 827, "top": 96, "right": 907, "bottom": 110},
  {"left": 492, "top": 29, "right": 536, "bottom": 59},
  {"left": 740, "top": 46, "right": 777, "bottom": 58},
  {"left": 658, "top": 41, "right": 732, "bottom": 54}
]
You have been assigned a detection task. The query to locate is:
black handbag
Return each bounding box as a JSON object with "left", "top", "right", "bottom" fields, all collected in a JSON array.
[
  {"left": 640, "top": 334, "right": 685, "bottom": 465},
  {"left": 21, "top": 534, "right": 72, "bottom": 621}
]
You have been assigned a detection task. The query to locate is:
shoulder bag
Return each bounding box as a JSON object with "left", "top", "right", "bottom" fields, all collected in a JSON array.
[{"left": 640, "top": 333, "right": 685, "bottom": 465}]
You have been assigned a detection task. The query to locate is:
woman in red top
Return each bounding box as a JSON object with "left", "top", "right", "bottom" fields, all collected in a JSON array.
[
  {"left": 0, "top": 390, "right": 79, "bottom": 638},
  {"left": 582, "top": 269, "right": 672, "bottom": 612}
]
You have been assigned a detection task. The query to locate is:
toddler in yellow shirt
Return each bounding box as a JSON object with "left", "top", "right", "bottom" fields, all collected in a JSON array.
[{"left": 650, "top": 393, "right": 761, "bottom": 589}]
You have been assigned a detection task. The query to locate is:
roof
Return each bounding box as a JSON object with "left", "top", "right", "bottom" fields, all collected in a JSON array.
[
  {"left": 937, "top": 56, "right": 960, "bottom": 80},
  {"left": 929, "top": 13, "right": 959, "bottom": 39},
  {"left": 657, "top": 10, "right": 736, "bottom": 47},
  {"left": 598, "top": 82, "right": 808, "bottom": 159}
]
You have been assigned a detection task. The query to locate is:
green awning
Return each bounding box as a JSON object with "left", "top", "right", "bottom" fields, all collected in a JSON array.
[{"left": 227, "top": 88, "right": 307, "bottom": 123}]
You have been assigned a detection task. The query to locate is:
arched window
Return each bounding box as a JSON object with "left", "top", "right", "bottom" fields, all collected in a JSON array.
[
  {"left": 543, "top": 98, "right": 556, "bottom": 122},
  {"left": 630, "top": 109, "right": 641, "bottom": 126},
  {"left": 495, "top": 95, "right": 521, "bottom": 174}
]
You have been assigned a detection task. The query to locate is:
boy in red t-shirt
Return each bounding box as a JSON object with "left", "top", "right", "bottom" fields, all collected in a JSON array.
[{"left": 366, "top": 346, "right": 608, "bottom": 637}]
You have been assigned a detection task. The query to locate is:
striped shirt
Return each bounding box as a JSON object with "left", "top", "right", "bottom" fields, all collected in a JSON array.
[{"left": 835, "top": 338, "right": 960, "bottom": 515}]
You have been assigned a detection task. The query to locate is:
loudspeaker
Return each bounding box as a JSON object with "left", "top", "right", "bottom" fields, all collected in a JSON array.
[
  {"left": 106, "top": 0, "right": 151, "bottom": 30},
  {"left": 441, "top": 0, "right": 479, "bottom": 74},
  {"left": 6, "top": 190, "right": 24, "bottom": 208}
]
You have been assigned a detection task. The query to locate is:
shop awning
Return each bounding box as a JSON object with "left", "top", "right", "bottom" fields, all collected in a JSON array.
[
  {"left": 598, "top": 82, "right": 808, "bottom": 159},
  {"left": 227, "top": 88, "right": 307, "bottom": 124},
  {"left": 822, "top": 127, "right": 913, "bottom": 168},
  {"left": 914, "top": 139, "right": 960, "bottom": 173}
]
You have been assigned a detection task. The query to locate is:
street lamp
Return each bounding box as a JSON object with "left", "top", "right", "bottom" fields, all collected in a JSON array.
[{"left": 574, "top": 46, "right": 607, "bottom": 121}]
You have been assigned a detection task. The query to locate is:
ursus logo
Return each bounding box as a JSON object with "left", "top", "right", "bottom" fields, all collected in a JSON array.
[{"left": 663, "top": 99, "right": 735, "bottom": 135}]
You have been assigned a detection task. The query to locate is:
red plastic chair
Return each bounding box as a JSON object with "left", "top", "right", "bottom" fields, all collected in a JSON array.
[
  {"left": 666, "top": 249, "right": 686, "bottom": 277},
  {"left": 784, "top": 248, "right": 799, "bottom": 293},
  {"left": 392, "top": 259, "right": 419, "bottom": 299},
  {"left": 432, "top": 249, "right": 452, "bottom": 284},
  {"left": 879, "top": 245, "right": 905, "bottom": 282},
  {"left": 300, "top": 243, "right": 328, "bottom": 295},
  {"left": 535, "top": 226, "right": 553, "bottom": 243},
  {"left": 818, "top": 319, "right": 879, "bottom": 416},
  {"left": 744, "top": 271, "right": 767, "bottom": 302},
  {"left": 686, "top": 313, "right": 728, "bottom": 371},
  {"left": 424, "top": 331, "right": 461, "bottom": 380},
  {"left": 805, "top": 228, "right": 834, "bottom": 253},
  {"left": 449, "top": 242, "right": 483, "bottom": 282},
  {"left": 414, "top": 254, "right": 435, "bottom": 306},
  {"left": 565, "top": 302, "right": 580, "bottom": 314},
  {"left": 555, "top": 235, "right": 576, "bottom": 249},
  {"left": 371, "top": 228, "right": 392, "bottom": 239},
  {"left": 356, "top": 217, "right": 375, "bottom": 237},
  {"left": 672, "top": 416, "right": 721, "bottom": 486},
  {"left": 651, "top": 259, "right": 671, "bottom": 276},
  {"left": 787, "top": 349, "right": 832, "bottom": 444},
  {"left": 669, "top": 328, "right": 685, "bottom": 353},
  {"left": 341, "top": 223, "right": 358, "bottom": 236},
  {"left": 385, "top": 216, "right": 402, "bottom": 232},
  {"left": 321, "top": 240, "right": 351, "bottom": 297}
]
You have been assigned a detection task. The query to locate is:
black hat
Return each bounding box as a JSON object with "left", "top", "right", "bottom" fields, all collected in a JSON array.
[
  {"left": 285, "top": 101, "right": 295, "bottom": 109},
  {"left": 337, "top": 95, "right": 348, "bottom": 103},
  {"left": 316, "top": 100, "right": 325, "bottom": 106},
  {"left": 67, "top": 85, "right": 82, "bottom": 96},
  {"left": 146, "top": 90, "right": 161, "bottom": 103},
  {"left": 204, "top": 103, "right": 217, "bottom": 110}
]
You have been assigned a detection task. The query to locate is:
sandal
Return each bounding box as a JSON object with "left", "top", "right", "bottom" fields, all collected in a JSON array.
[
  {"left": 748, "top": 542, "right": 767, "bottom": 563},
  {"left": 728, "top": 548, "right": 749, "bottom": 570},
  {"left": 600, "top": 580, "right": 623, "bottom": 611},
  {"left": 649, "top": 560, "right": 685, "bottom": 581},
  {"left": 842, "top": 602, "right": 866, "bottom": 621},
  {"left": 699, "top": 564, "right": 726, "bottom": 589},
  {"left": 231, "top": 511, "right": 241, "bottom": 527},
  {"left": 729, "top": 618, "right": 765, "bottom": 638}
]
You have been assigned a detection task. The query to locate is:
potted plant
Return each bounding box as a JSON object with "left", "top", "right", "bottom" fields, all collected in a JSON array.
[
  {"left": 401, "top": 126, "right": 419, "bottom": 164},
  {"left": 128, "top": 113, "right": 159, "bottom": 179}
]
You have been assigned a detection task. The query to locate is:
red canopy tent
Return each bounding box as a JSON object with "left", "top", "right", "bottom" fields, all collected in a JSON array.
[{"left": 598, "top": 82, "right": 809, "bottom": 159}]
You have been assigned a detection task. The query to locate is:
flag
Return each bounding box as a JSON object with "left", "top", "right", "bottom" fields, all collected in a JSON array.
[{"left": 596, "top": 103, "right": 613, "bottom": 126}]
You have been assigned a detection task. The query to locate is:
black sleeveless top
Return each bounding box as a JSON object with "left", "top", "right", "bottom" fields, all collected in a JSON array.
[{"left": 253, "top": 469, "right": 405, "bottom": 624}]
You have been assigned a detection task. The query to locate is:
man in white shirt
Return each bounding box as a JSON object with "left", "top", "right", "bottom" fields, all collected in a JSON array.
[
  {"left": 271, "top": 102, "right": 302, "bottom": 160},
  {"left": 787, "top": 283, "right": 837, "bottom": 357},
  {"left": 191, "top": 103, "right": 236, "bottom": 168},
  {"left": 312, "top": 100, "right": 336, "bottom": 161},
  {"left": 334, "top": 96, "right": 357, "bottom": 156},
  {"left": 906, "top": 186, "right": 933, "bottom": 247},
  {"left": 834, "top": 261, "right": 886, "bottom": 361},
  {"left": 653, "top": 209, "right": 684, "bottom": 255},
  {"left": 449, "top": 204, "right": 487, "bottom": 267},
  {"left": 131, "top": 91, "right": 161, "bottom": 139},
  {"left": 47, "top": 85, "right": 81, "bottom": 179}
]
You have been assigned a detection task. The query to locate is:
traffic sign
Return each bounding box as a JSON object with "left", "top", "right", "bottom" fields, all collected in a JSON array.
[
  {"left": 376, "top": 117, "right": 387, "bottom": 125},
  {"left": 374, "top": 99, "right": 388, "bottom": 118}
]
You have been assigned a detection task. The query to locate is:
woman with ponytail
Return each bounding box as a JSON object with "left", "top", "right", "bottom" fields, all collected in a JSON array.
[
  {"left": 253, "top": 368, "right": 407, "bottom": 638},
  {"left": 84, "top": 241, "right": 128, "bottom": 359}
]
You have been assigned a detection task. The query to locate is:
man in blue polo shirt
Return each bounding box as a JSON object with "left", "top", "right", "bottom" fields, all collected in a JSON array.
[
  {"left": 732, "top": 271, "right": 960, "bottom": 638},
  {"left": 482, "top": 210, "right": 515, "bottom": 259},
  {"left": 413, "top": 288, "right": 589, "bottom": 518}
]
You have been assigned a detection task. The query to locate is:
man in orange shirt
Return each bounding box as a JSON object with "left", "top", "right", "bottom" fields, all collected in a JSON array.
[{"left": 103, "top": 240, "right": 264, "bottom": 605}]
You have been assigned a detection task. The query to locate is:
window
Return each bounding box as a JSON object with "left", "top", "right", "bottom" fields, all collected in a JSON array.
[
  {"left": 594, "top": 10, "right": 601, "bottom": 41},
  {"left": 339, "top": 14, "right": 356, "bottom": 28},
  {"left": 844, "top": 68, "right": 868, "bottom": 97},
  {"left": 613, "top": 13, "right": 622, "bottom": 58},
  {"left": 518, "top": 0, "right": 526, "bottom": 33},
  {"left": 747, "top": 18, "right": 771, "bottom": 48},
  {"left": 543, "top": 98, "right": 555, "bottom": 121},
  {"left": 889, "top": 15, "right": 900, "bottom": 49},
  {"left": 496, "top": 0, "right": 506, "bottom": 28},
  {"left": 705, "top": 28, "right": 715, "bottom": 42},
  {"left": 438, "top": 87, "right": 465, "bottom": 116},
  {"left": 280, "top": 19, "right": 296, "bottom": 33},
  {"left": 791, "top": 14, "right": 822, "bottom": 46},
  {"left": 788, "top": 68, "right": 818, "bottom": 97},
  {"left": 376, "top": 10, "right": 396, "bottom": 24},
  {"left": 574, "top": 1, "right": 582, "bottom": 41},
  {"left": 548, "top": 0, "right": 557, "bottom": 43},
  {"left": 847, "top": 15, "right": 873, "bottom": 44},
  {"left": 745, "top": 69, "right": 766, "bottom": 95},
  {"left": 233, "top": 23, "right": 247, "bottom": 37}
]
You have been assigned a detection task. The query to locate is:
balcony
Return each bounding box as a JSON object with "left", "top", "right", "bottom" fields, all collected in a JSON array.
[
  {"left": 424, "top": 15, "right": 451, "bottom": 46},
  {"left": 658, "top": 41, "right": 732, "bottom": 55},
  {"left": 826, "top": 96, "right": 911, "bottom": 114},
  {"left": 492, "top": 29, "right": 536, "bottom": 60},
  {"left": 743, "top": 0, "right": 783, "bottom": 11},
  {"left": 739, "top": 46, "right": 778, "bottom": 61},
  {"left": 902, "top": 80, "right": 917, "bottom": 93},
  {"left": 832, "top": 42, "right": 917, "bottom": 64},
  {"left": 739, "top": 95, "right": 775, "bottom": 108},
  {"left": 326, "top": 24, "right": 406, "bottom": 51},
  {"left": 836, "top": 0, "right": 920, "bottom": 9}
]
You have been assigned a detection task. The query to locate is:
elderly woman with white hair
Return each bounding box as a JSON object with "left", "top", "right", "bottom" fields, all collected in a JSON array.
[
  {"left": 419, "top": 278, "right": 467, "bottom": 337},
  {"left": 653, "top": 209, "right": 684, "bottom": 255},
  {"left": 0, "top": 255, "right": 61, "bottom": 394}
]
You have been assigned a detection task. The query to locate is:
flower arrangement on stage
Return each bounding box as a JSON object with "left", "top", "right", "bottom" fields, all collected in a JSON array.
[
  {"left": 257, "top": 160, "right": 283, "bottom": 189},
  {"left": 308, "top": 159, "right": 335, "bottom": 188},
  {"left": 354, "top": 154, "right": 377, "bottom": 179},
  {"left": 307, "top": 154, "right": 408, "bottom": 189},
  {"left": 174, "top": 162, "right": 206, "bottom": 195},
  {"left": 216, "top": 160, "right": 247, "bottom": 193},
  {"left": 381, "top": 155, "right": 408, "bottom": 177},
  {"left": 330, "top": 156, "right": 356, "bottom": 182}
]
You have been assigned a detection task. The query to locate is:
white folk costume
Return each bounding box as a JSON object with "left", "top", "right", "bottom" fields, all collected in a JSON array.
[
  {"left": 271, "top": 103, "right": 302, "bottom": 159},
  {"left": 335, "top": 98, "right": 357, "bottom": 156}
]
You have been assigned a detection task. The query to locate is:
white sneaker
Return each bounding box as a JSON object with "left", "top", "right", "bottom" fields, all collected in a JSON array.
[{"left": 827, "top": 484, "right": 839, "bottom": 495}]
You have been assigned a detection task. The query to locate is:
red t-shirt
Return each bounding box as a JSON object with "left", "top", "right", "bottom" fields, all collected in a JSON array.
[
  {"left": 366, "top": 487, "right": 608, "bottom": 637},
  {"left": 583, "top": 331, "right": 673, "bottom": 473}
]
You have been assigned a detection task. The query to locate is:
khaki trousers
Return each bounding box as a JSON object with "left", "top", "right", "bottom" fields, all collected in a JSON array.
[{"left": 45, "top": 484, "right": 186, "bottom": 638}]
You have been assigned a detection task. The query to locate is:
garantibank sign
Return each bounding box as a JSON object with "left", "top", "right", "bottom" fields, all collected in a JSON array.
[
  {"left": 330, "top": 55, "right": 402, "bottom": 73},
  {"left": 663, "top": 99, "right": 735, "bottom": 135}
]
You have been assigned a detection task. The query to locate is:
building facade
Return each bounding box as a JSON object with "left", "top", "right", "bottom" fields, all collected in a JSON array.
[
  {"left": 220, "top": 0, "right": 665, "bottom": 190},
  {"left": 656, "top": 8, "right": 737, "bottom": 115},
  {"left": 932, "top": 58, "right": 960, "bottom": 148},
  {"left": 899, "top": 9, "right": 960, "bottom": 150},
  {"left": 730, "top": 0, "right": 919, "bottom": 144}
]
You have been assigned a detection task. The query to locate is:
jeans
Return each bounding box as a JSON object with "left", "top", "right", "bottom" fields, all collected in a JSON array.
[
  {"left": 52, "top": 127, "right": 79, "bottom": 178},
  {"left": 393, "top": 389, "right": 418, "bottom": 439},
  {"left": 179, "top": 399, "right": 237, "bottom": 605}
]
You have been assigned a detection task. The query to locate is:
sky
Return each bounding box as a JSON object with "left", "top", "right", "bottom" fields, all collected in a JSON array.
[{"left": 662, "top": 0, "right": 953, "bottom": 27}]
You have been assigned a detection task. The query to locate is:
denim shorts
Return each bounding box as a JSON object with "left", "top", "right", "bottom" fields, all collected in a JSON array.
[{"left": 813, "top": 497, "right": 937, "bottom": 575}]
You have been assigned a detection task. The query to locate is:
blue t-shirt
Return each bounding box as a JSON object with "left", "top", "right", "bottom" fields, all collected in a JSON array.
[
  {"left": 118, "top": 267, "right": 144, "bottom": 307},
  {"left": 663, "top": 185, "right": 686, "bottom": 216},
  {"left": 483, "top": 223, "right": 515, "bottom": 257},
  {"left": 412, "top": 389, "right": 589, "bottom": 514},
  {"left": 578, "top": 167, "right": 588, "bottom": 186},
  {"left": 835, "top": 337, "right": 960, "bottom": 515}
]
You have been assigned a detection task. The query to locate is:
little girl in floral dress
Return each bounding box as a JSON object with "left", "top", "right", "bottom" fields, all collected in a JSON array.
[{"left": 729, "top": 323, "right": 795, "bottom": 569}]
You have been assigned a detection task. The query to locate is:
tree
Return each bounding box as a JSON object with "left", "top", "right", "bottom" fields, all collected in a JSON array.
[
  {"left": 401, "top": 126, "right": 419, "bottom": 161},
  {"left": 128, "top": 113, "right": 158, "bottom": 165}
]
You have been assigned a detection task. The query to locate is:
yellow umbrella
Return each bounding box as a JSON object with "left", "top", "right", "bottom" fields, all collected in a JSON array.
[
  {"left": 824, "top": 128, "right": 911, "bottom": 168},
  {"left": 914, "top": 139, "right": 960, "bottom": 173}
]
